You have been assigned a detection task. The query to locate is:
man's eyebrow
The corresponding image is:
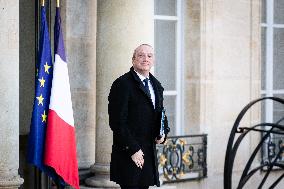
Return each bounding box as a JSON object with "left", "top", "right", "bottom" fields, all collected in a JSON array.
[{"left": 137, "top": 52, "right": 153, "bottom": 54}]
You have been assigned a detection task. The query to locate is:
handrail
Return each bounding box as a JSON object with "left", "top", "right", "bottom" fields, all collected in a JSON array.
[
  {"left": 224, "top": 97, "right": 284, "bottom": 189},
  {"left": 156, "top": 134, "right": 207, "bottom": 183}
]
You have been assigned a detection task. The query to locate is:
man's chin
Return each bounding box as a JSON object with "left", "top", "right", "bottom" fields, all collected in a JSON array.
[
  {"left": 135, "top": 67, "right": 151, "bottom": 74},
  {"left": 141, "top": 67, "right": 151, "bottom": 71}
]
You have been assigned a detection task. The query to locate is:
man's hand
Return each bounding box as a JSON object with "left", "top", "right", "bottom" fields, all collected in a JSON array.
[
  {"left": 155, "top": 135, "right": 165, "bottom": 144},
  {"left": 131, "top": 149, "right": 144, "bottom": 169}
]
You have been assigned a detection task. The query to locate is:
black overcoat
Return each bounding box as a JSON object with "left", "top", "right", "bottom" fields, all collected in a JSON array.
[{"left": 108, "top": 67, "right": 164, "bottom": 187}]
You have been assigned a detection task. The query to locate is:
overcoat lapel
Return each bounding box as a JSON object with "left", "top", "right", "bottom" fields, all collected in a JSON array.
[{"left": 149, "top": 73, "right": 163, "bottom": 111}]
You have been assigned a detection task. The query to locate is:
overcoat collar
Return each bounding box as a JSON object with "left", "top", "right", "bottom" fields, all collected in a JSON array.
[{"left": 130, "top": 67, "right": 163, "bottom": 110}]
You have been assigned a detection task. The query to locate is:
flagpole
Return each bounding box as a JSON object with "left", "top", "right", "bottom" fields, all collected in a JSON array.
[
  {"left": 56, "top": 0, "right": 60, "bottom": 7},
  {"left": 41, "top": 0, "right": 44, "bottom": 6}
]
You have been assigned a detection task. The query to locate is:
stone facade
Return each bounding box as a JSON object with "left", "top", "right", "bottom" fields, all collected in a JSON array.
[
  {"left": 199, "top": 0, "right": 261, "bottom": 176},
  {"left": 0, "top": 0, "right": 24, "bottom": 188},
  {"left": 0, "top": 0, "right": 283, "bottom": 188}
]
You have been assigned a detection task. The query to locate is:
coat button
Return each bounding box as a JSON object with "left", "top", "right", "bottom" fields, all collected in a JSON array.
[{"left": 125, "top": 146, "right": 129, "bottom": 150}]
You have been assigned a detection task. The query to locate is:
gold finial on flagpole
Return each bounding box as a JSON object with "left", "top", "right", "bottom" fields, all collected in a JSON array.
[
  {"left": 56, "top": 0, "right": 60, "bottom": 7},
  {"left": 41, "top": 0, "right": 45, "bottom": 6}
]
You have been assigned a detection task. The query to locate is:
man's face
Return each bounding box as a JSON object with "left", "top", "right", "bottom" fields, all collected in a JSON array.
[{"left": 132, "top": 45, "right": 154, "bottom": 74}]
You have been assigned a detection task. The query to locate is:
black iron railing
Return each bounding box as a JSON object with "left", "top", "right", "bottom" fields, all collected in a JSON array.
[
  {"left": 156, "top": 134, "right": 207, "bottom": 183},
  {"left": 224, "top": 97, "right": 284, "bottom": 189},
  {"left": 261, "top": 117, "right": 284, "bottom": 171}
]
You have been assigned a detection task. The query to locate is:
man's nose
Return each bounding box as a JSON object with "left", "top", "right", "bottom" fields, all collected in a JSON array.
[{"left": 143, "top": 56, "right": 149, "bottom": 61}]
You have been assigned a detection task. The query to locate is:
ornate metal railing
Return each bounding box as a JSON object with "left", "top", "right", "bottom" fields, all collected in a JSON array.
[
  {"left": 224, "top": 97, "right": 284, "bottom": 189},
  {"left": 261, "top": 117, "right": 284, "bottom": 170},
  {"left": 156, "top": 134, "right": 207, "bottom": 183}
]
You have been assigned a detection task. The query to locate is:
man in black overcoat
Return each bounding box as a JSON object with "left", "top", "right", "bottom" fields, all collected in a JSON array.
[{"left": 108, "top": 44, "right": 166, "bottom": 189}]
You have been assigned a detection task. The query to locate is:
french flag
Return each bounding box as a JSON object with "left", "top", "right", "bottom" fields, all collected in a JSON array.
[{"left": 44, "top": 7, "right": 80, "bottom": 189}]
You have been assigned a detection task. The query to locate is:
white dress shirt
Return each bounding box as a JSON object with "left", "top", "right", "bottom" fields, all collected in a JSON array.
[{"left": 134, "top": 70, "right": 156, "bottom": 109}]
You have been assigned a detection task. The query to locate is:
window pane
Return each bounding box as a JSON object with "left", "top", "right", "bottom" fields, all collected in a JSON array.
[
  {"left": 164, "top": 96, "right": 176, "bottom": 136},
  {"left": 261, "top": 27, "right": 266, "bottom": 90},
  {"left": 273, "top": 94, "right": 284, "bottom": 123},
  {"left": 154, "top": 0, "right": 177, "bottom": 16},
  {"left": 155, "top": 20, "right": 176, "bottom": 91},
  {"left": 274, "top": 0, "right": 284, "bottom": 24},
  {"left": 273, "top": 28, "right": 284, "bottom": 90},
  {"left": 262, "top": 0, "right": 266, "bottom": 23}
]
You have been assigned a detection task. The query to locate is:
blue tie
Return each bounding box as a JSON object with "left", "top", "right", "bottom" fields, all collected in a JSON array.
[{"left": 143, "top": 78, "right": 151, "bottom": 97}]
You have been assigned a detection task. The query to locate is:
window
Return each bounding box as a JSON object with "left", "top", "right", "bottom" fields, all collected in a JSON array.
[
  {"left": 261, "top": 0, "right": 284, "bottom": 165},
  {"left": 261, "top": 0, "right": 284, "bottom": 123},
  {"left": 154, "top": 0, "right": 184, "bottom": 136}
]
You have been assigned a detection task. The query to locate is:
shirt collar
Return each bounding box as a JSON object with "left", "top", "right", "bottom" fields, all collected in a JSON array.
[{"left": 134, "top": 69, "right": 149, "bottom": 82}]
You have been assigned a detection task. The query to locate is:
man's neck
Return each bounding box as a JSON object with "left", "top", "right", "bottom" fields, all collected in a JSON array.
[{"left": 134, "top": 69, "right": 149, "bottom": 78}]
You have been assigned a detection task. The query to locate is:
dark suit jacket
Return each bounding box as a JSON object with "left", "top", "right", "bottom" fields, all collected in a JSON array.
[{"left": 108, "top": 67, "right": 164, "bottom": 187}]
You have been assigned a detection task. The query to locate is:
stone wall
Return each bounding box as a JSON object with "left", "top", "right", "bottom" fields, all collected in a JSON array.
[
  {"left": 184, "top": 0, "right": 202, "bottom": 135},
  {"left": 65, "top": 0, "right": 97, "bottom": 169},
  {"left": 0, "top": 0, "right": 24, "bottom": 188}
]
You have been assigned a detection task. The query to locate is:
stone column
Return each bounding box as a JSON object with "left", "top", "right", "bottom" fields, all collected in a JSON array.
[
  {"left": 65, "top": 0, "right": 97, "bottom": 170},
  {"left": 0, "top": 0, "right": 24, "bottom": 188},
  {"left": 85, "top": 0, "right": 154, "bottom": 187}
]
